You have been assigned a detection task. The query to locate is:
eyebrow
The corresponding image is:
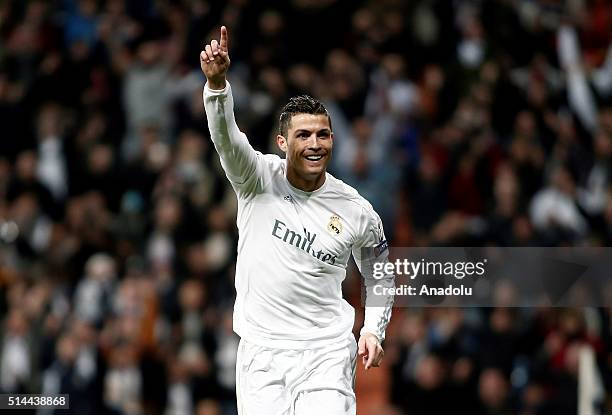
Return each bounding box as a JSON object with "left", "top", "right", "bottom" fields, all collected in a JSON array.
[{"left": 294, "top": 129, "right": 331, "bottom": 135}]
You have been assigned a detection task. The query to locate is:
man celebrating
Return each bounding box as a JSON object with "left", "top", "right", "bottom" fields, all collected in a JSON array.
[{"left": 200, "top": 26, "right": 394, "bottom": 414}]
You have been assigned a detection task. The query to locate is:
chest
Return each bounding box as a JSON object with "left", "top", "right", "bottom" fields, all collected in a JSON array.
[{"left": 245, "top": 186, "right": 359, "bottom": 266}]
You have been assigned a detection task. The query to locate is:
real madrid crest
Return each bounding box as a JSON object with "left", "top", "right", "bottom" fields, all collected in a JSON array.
[{"left": 327, "top": 215, "right": 342, "bottom": 235}]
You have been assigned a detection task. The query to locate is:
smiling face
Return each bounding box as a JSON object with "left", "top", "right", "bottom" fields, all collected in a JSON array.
[{"left": 278, "top": 113, "right": 333, "bottom": 191}]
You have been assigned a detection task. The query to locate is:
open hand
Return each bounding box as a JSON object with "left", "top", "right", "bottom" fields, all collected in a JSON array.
[{"left": 200, "top": 26, "right": 230, "bottom": 90}]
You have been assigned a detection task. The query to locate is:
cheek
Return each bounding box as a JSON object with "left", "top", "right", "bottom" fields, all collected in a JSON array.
[
  {"left": 293, "top": 150, "right": 305, "bottom": 165},
  {"left": 289, "top": 144, "right": 303, "bottom": 159},
  {"left": 319, "top": 141, "right": 333, "bottom": 157}
]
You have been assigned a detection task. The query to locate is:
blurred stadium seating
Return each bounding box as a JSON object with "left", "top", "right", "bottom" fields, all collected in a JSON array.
[{"left": 0, "top": 0, "right": 610, "bottom": 414}]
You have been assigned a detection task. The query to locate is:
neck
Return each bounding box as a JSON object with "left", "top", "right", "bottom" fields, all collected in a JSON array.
[{"left": 286, "top": 168, "right": 326, "bottom": 192}]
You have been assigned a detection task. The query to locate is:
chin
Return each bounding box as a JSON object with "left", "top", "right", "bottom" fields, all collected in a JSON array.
[{"left": 303, "top": 165, "right": 326, "bottom": 176}]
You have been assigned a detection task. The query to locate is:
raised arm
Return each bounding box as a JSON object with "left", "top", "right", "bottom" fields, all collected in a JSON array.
[{"left": 200, "top": 26, "right": 261, "bottom": 194}]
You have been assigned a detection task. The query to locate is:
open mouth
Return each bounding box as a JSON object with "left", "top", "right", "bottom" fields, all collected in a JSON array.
[{"left": 304, "top": 155, "right": 324, "bottom": 161}]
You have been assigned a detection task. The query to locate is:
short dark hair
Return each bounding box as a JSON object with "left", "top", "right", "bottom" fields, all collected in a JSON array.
[{"left": 279, "top": 95, "right": 332, "bottom": 137}]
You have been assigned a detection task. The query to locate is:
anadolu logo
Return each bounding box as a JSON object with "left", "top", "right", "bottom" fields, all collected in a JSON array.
[{"left": 327, "top": 215, "right": 342, "bottom": 235}]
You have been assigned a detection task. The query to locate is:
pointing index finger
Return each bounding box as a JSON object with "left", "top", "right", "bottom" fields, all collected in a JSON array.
[{"left": 220, "top": 25, "right": 228, "bottom": 51}]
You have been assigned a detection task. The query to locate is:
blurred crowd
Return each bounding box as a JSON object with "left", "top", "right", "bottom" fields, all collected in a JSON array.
[{"left": 0, "top": 0, "right": 611, "bottom": 414}]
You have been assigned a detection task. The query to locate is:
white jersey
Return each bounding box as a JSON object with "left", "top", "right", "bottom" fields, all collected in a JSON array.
[{"left": 204, "top": 82, "right": 394, "bottom": 349}]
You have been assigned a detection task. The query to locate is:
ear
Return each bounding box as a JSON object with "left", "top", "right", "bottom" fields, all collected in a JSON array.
[{"left": 276, "top": 134, "right": 287, "bottom": 153}]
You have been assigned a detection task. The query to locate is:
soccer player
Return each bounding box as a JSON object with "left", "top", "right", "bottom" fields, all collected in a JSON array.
[{"left": 200, "top": 26, "right": 395, "bottom": 415}]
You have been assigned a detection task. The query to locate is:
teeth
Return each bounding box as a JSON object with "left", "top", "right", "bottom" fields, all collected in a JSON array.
[{"left": 305, "top": 155, "right": 323, "bottom": 161}]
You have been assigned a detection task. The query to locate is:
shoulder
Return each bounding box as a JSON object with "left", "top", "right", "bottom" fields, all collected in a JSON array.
[
  {"left": 325, "top": 174, "right": 387, "bottom": 247},
  {"left": 260, "top": 153, "right": 286, "bottom": 177},
  {"left": 326, "top": 173, "right": 375, "bottom": 212},
  {"left": 260, "top": 152, "right": 283, "bottom": 165},
  {"left": 250, "top": 152, "right": 284, "bottom": 172},
  {"left": 256, "top": 153, "right": 285, "bottom": 185}
]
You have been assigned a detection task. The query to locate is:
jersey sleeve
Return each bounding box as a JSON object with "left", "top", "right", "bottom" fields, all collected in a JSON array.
[
  {"left": 352, "top": 205, "right": 395, "bottom": 342},
  {"left": 203, "top": 81, "right": 264, "bottom": 197}
]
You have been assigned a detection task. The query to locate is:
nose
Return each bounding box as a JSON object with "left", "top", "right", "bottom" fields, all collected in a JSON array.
[{"left": 306, "top": 134, "right": 321, "bottom": 150}]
